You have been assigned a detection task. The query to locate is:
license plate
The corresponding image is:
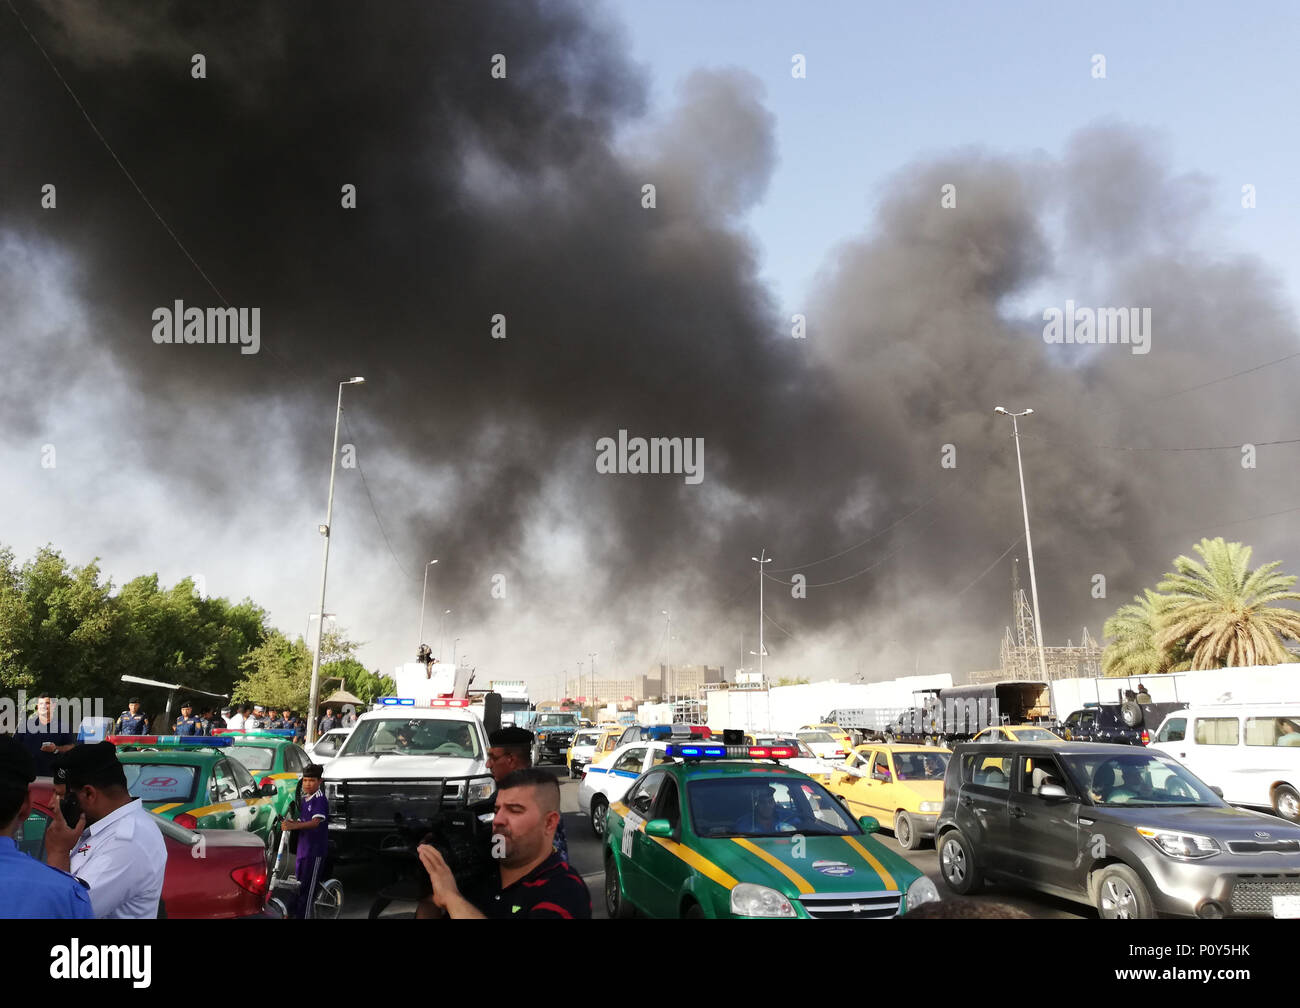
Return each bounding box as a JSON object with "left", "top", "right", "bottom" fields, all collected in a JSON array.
[{"left": 1273, "top": 895, "right": 1300, "bottom": 918}]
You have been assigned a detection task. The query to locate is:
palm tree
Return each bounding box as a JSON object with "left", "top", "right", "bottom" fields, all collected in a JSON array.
[
  {"left": 1102, "top": 589, "right": 1189, "bottom": 677},
  {"left": 1154, "top": 537, "right": 1300, "bottom": 670}
]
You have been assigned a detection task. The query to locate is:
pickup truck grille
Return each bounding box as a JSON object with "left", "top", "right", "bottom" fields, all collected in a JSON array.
[
  {"left": 797, "top": 890, "right": 901, "bottom": 919},
  {"left": 336, "top": 780, "right": 447, "bottom": 828},
  {"left": 1228, "top": 874, "right": 1300, "bottom": 915}
]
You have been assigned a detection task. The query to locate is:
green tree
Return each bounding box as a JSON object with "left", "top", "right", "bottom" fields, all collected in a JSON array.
[
  {"left": 233, "top": 630, "right": 312, "bottom": 710},
  {"left": 1102, "top": 589, "right": 1190, "bottom": 678},
  {"left": 1154, "top": 538, "right": 1300, "bottom": 670}
]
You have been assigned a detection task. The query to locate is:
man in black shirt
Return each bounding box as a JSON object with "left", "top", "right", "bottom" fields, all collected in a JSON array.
[
  {"left": 21, "top": 694, "right": 77, "bottom": 778},
  {"left": 418, "top": 768, "right": 590, "bottom": 919}
]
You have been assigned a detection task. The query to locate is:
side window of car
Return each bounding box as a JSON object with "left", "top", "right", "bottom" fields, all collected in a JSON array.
[
  {"left": 211, "top": 761, "right": 238, "bottom": 802},
  {"left": 971, "top": 755, "right": 1011, "bottom": 791},
  {"left": 614, "top": 747, "right": 646, "bottom": 774},
  {"left": 283, "top": 746, "right": 304, "bottom": 772},
  {"left": 1158, "top": 718, "right": 1187, "bottom": 743},
  {"left": 653, "top": 776, "right": 681, "bottom": 830},
  {"left": 870, "top": 751, "right": 891, "bottom": 781},
  {"left": 627, "top": 771, "right": 664, "bottom": 816},
  {"left": 1017, "top": 755, "right": 1071, "bottom": 797},
  {"left": 1194, "top": 718, "right": 1239, "bottom": 746},
  {"left": 228, "top": 758, "right": 257, "bottom": 796}
]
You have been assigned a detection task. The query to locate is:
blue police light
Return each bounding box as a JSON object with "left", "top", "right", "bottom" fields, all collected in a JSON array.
[
  {"left": 665, "top": 743, "right": 727, "bottom": 759},
  {"left": 109, "top": 735, "right": 233, "bottom": 747},
  {"left": 379, "top": 697, "right": 415, "bottom": 706}
]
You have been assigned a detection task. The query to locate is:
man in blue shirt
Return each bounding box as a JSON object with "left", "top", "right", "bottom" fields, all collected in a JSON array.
[
  {"left": 0, "top": 737, "right": 92, "bottom": 918},
  {"left": 114, "top": 698, "right": 149, "bottom": 736},
  {"left": 281, "top": 763, "right": 329, "bottom": 918},
  {"left": 173, "top": 702, "right": 202, "bottom": 736}
]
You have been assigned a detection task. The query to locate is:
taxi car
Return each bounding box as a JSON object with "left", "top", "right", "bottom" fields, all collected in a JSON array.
[
  {"left": 826, "top": 744, "right": 951, "bottom": 850},
  {"left": 578, "top": 740, "right": 671, "bottom": 837},
  {"left": 970, "top": 724, "right": 1062, "bottom": 743},
  {"left": 216, "top": 729, "right": 310, "bottom": 817},
  {"left": 566, "top": 727, "right": 606, "bottom": 779},
  {"left": 800, "top": 723, "right": 854, "bottom": 752},
  {"left": 795, "top": 727, "right": 851, "bottom": 761},
  {"left": 603, "top": 741, "right": 939, "bottom": 918},
  {"left": 108, "top": 735, "right": 282, "bottom": 848},
  {"left": 754, "top": 735, "right": 835, "bottom": 784}
]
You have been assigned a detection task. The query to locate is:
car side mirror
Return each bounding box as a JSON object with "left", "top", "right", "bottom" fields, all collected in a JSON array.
[
  {"left": 259, "top": 778, "right": 277, "bottom": 797},
  {"left": 1210, "top": 785, "right": 1224, "bottom": 798},
  {"left": 858, "top": 816, "right": 879, "bottom": 834},
  {"left": 1039, "top": 783, "right": 1070, "bottom": 800},
  {"left": 872, "top": 771, "right": 891, "bottom": 782},
  {"left": 645, "top": 818, "right": 673, "bottom": 838}
]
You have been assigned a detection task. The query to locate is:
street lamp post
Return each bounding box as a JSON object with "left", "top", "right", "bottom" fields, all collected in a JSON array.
[
  {"left": 588, "top": 651, "right": 597, "bottom": 710},
  {"left": 308, "top": 376, "right": 365, "bottom": 743},
  {"left": 751, "top": 550, "right": 773, "bottom": 685},
  {"left": 661, "top": 610, "right": 671, "bottom": 703},
  {"left": 417, "top": 559, "right": 438, "bottom": 650},
  {"left": 453, "top": 638, "right": 461, "bottom": 666},
  {"left": 305, "top": 612, "right": 335, "bottom": 646},
  {"left": 994, "top": 407, "right": 1050, "bottom": 684}
]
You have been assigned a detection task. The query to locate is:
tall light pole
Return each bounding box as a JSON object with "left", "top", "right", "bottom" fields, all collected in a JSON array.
[
  {"left": 588, "top": 651, "right": 597, "bottom": 708},
  {"left": 308, "top": 376, "right": 365, "bottom": 743},
  {"left": 751, "top": 550, "right": 773, "bottom": 684},
  {"left": 994, "top": 407, "right": 1049, "bottom": 683},
  {"left": 305, "top": 612, "right": 335, "bottom": 646},
  {"left": 440, "top": 609, "right": 451, "bottom": 661},
  {"left": 417, "top": 559, "right": 438, "bottom": 650},
  {"left": 453, "top": 638, "right": 461, "bottom": 666},
  {"left": 661, "top": 610, "right": 671, "bottom": 703}
]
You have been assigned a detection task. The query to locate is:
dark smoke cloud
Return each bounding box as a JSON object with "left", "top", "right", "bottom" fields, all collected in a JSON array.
[{"left": 2, "top": 1, "right": 1295, "bottom": 683}]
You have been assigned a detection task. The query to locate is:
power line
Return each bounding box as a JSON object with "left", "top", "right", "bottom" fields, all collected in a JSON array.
[
  {"left": 1150, "top": 349, "right": 1300, "bottom": 402},
  {"left": 341, "top": 411, "right": 418, "bottom": 581},
  {"left": 952, "top": 537, "right": 1023, "bottom": 599},
  {"left": 1023, "top": 431, "right": 1300, "bottom": 454}
]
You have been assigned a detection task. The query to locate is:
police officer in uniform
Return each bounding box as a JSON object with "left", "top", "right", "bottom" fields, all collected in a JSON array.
[
  {"left": 0, "top": 737, "right": 92, "bottom": 918},
  {"left": 173, "top": 702, "right": 202, "bottom": 736},
  {"left": 114, "top": 698, "right": 148, "bottom": 736},
  {"left": 44, "top": 742, "right": 167, "bottom": 918}
]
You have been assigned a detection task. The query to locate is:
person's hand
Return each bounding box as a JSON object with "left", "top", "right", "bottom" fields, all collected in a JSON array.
[
  {"left": 417, "top": 843, "right": 460, "bottom": 909},
  {"left": 46, "top": 812, "right": 86, "bottom": 861},
  {"left": 41, "top": 742, "right": 56, "bottom": 753}
]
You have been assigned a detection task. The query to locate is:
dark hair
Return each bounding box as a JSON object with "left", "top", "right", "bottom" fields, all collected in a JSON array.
[
  {"left": 68, "top": 762, "right": 129, "bottom": 793},
  {"left": 489, "top": 727, "right": 533, "bottom": 765},
  {"left": 498, "top": 768, "right": 560, "bottom": 810},
  {"left": 0, "top": 782, "right": 29, "bottom": 829}
]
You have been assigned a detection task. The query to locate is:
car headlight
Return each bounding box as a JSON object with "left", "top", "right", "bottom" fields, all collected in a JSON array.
[
  {"left": 730, "top": 883, "right": 797, "bottom": 918},
  {"left": 467, "top": 776, "right": 495, "bottom": 804},
  {"left": 1136, "top": 827, "right": 1221, "bottom": 859},
  {"left": 919, "top": 801, "right": 942, "bottom": 813},
  {"left": 906, "top": 875, "right": 941, "bottom": 912}
]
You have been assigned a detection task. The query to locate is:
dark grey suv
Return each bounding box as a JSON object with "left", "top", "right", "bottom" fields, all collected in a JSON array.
[{"left": 936, "top": 740, "right": 1300, "bottom": 918}]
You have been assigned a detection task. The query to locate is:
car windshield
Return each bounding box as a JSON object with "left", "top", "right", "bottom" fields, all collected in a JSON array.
[
  {"left": 893, "top": 752, "right": 949, "bottom": 780},
  {"left": 1061, "top": 752, "right": 1222, "bottom": 807},
  {"left": 536, "top": 714, "right": 578, "bottom": 727},
  {"left": 573, "top": 731, "right": 602, "bottom": 746},
  {"left": 228, "top": 746, "right": 275, "bottom": 771},
  {"left": 341, "top": 718, "right": 480, "bottom": 758},
  {"left": 124, "top": 764, "right": 199, "bottom": 803},
  {"left": 798, "top": 731, "right": 834, "bottom": 743},
  {"left": 1013, "top": 728, "right": 1058, "bottom": 741},
  {"left": 687, "top": 776, "right": 858, "bottom": 838}
]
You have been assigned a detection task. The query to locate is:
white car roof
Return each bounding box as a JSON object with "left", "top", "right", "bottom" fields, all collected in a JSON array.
[{"left": 356, "top": 705, "right": 482, "bottom": 725}]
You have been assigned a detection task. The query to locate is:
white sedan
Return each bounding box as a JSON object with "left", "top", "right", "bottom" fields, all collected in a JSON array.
[{"left": 578, "top": 741, "right": 670, "bottom": 838}]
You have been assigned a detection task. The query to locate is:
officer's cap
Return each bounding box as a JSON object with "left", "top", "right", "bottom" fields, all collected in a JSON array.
[
  {"left": 180, "top": 700, "right": 193, "bottom": 708},
  {"left": 0, "top": 736, "right": 36, "bottom": 788},
  {"left": 128, "top": 697, "right": 141, "bottom": 704},
  {"left": 59, "top": 741, "right": 123, "bottom": 788}
]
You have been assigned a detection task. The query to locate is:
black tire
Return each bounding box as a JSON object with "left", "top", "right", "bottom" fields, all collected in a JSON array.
[
  {"left": 683, "top": 901, "right": 705, "bottom": 919},
  {"left": 1094, "top": 863, "right": 1154, "bottom": 919},
  {"left": 1120, "top": 701, "right": 1143, "bottom": 728},
  {"left": 531, "top": 743, "right": 543, "bottom": 765},
  {"left": 605, "top": 851, "right": 635, "bottom": 919},
  {"left": 895, "top": 811, "right": 922, "bottom": 851},
  {"left": 1274, "top": 784, "right": 1300, "bottom": 823},
  {"left": 590, "top": 796, "right": 608, "bottom": 838},
  {"left": 938, "top": 831, "right": 982, "bottom": 895}
]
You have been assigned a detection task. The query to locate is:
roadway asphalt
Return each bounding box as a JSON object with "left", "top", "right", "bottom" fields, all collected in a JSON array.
[{"left": 334, "top": 764, "right": 1086, "bottom": 919}]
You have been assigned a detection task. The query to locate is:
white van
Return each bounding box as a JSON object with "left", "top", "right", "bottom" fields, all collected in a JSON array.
[{"left": 1148, "top": 703, "right": 1300, "bottom": 822}]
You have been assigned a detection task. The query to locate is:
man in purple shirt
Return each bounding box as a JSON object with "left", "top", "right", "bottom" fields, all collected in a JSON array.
[{"left": 280, "top": 763, "right": 329, "bottom": 918}]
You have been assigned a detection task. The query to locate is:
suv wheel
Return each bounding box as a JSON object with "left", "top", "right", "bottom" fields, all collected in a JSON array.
[
  {"left": 1274, "top": 784, "right": 1300, "bottom": 822},
  {"left": 1119, "top": 701, "right": 1143, "bottom": 728},
  {"left": 590, "top": 796, "right": 608, "bottom": 838},
  {"left": 1094, "top": 864, "right": 1154, "bottom": 919},
  {"left": 531, "top": 742, "right": 542, "bottom": 765},
  {"left": 895, "top": 811, "right": 921, "bottom": 851},
  {"left": 938, "top": 831, "right": 982, "bottom": 894},
  {"left": 605, "top": 850, "right": 635, "bottom": 919}
]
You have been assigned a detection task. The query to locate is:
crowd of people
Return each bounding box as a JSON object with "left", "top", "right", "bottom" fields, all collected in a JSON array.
[{"left": 108, "top": 698, "right": 315, "bottom": 745}]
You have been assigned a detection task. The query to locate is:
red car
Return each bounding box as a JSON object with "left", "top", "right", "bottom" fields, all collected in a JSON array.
[{"left": 23, "top": 778, "right": 280, "bottom": 919}]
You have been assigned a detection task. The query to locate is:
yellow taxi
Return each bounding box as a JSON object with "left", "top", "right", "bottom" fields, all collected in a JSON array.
[
  {"left": 970, "top": 724, "right": 1061, "bottom": 743},
  {"left": 799, "top": 723, "right": 853, "bottom": 751},
  {"left": 826, "top": 744, "right": 951, "bottom": 850}
]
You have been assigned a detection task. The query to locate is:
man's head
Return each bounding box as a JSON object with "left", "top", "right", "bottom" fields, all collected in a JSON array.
[
  {"left": 59, "top": 742, "right": 130, "bottom": 826},
  {"left": 128, "top": 698, "right": 141, "bottom": 714},
  {"left": 493, "top": 767, "right": 560, "bottom": 866},
  {"left": 325, "top": 707, "right": 335, "bottom": 717},
  {"left": 0, "top": 736, "right": 36, "bottom": 835},
  {"left": 486, "top": 727, "right": 533, "bottom": 783},
  {"left": 35, "top": 694, "right": 53, "bottom": 724},
  {"left": 394, "top": 725, "right": 414, "bottom": 749},
  {"left": 180, "top": 702, "right": 193, "bottom": 716}
]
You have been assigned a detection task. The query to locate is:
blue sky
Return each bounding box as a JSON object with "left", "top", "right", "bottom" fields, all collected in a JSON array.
[{"left": 608, "top": 0, "right": 1300, "bottom": 311}]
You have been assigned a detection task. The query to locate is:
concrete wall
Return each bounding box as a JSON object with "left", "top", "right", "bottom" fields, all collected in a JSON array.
[
  {"left": 1051, "top": 663, "right": 1300, "bottom": 716},
  {"left": 705, "top": 675, "right": 954, "bottom": 733}
]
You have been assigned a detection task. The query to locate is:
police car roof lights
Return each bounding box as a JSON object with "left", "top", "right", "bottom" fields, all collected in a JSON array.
[
  {"left": 429, "top": 697, "right": 470, "bottom": 708},
  {"left": 378, "top": 697, "right": 416, "bottom": 706},
  {"left": 664, "top": 743, "right": 797, "bottom": 761},
  {"left": 107, "top": 735, "right": 234, "bottom": 747},
  {"left": 213, "top": 728, "right": 296, "bottom": 737}
]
